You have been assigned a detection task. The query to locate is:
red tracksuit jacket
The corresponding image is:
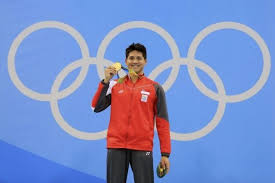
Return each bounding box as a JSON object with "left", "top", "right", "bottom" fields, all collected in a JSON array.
[{"left": 91, "top": 75, "right": 171, "bottom": 157}]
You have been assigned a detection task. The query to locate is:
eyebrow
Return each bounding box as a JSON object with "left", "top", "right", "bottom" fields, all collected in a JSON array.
[{"left": 129, "top": 56, "right": 143, "bottom": 59}]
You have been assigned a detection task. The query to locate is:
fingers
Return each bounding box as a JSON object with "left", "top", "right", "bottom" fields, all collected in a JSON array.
[
  {"left": 164, "top": 161, "right": 169, "bottom": 173},
  {"left": 104, "top": 66, "right": 117, "bottom": 82},
  {"left": 106, "top": 66, "right": 117, "bottom": 75},
  {"left": 161, "top": 161, "right": 165, "bottom": 169},
  {"left": 165, "top": 160, "right": 170, "bottom": 173},
  {"left": 160, "top": 157, "right": 170, "bottom": 174}
]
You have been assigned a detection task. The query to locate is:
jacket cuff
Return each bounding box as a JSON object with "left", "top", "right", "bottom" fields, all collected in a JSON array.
[
  {"left": 161, "top": 152, "right": 170, "bottom": 158},
  {"left": 101, "top": 79, "right": 109, "bottom": 86}
]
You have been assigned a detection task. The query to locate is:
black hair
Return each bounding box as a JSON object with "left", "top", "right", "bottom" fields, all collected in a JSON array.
[{"left": 125, "top": 43, "right": 147, "bottom": 59}]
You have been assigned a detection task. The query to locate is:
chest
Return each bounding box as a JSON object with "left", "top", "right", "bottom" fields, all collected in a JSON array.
[{"left": 111, "top": 83, "right": 156, "bottom": 105}]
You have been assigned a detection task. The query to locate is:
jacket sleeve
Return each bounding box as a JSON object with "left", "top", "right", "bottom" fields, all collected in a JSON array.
[
  {"left": 154, "top": 83, "right": 171, "bottom": 157},
  {"left": 91, "top": 80, "right": 111, "bottom": 113}
]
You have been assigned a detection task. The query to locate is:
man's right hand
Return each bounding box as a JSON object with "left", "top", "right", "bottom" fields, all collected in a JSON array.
[{"left": 103, "top": 66, "right": 117, "bottom": 84}]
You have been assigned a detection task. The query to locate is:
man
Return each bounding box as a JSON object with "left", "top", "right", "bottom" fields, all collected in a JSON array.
[{"left": 91, "top": 43, "right": 171, "bottom": 183}]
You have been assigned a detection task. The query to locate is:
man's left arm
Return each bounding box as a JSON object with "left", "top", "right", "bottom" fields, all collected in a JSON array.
[{"left": 154, "top": 83, "right": 171, "bottom": 172}]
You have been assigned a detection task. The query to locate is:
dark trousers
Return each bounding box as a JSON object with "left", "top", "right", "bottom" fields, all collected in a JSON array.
[{"left": 107, "top": 148, "right": 154, "bottom": 183}]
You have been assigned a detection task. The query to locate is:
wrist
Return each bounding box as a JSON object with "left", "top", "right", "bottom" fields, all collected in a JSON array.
[
  {"left": 161, "top": 153, "right": 170, "bottom": 158},
  {"left": 103, "top": 79, "right": 110, "bottom": 84},
  {"left": 101, "top": 79, "right": 110, "bottom": 85}
]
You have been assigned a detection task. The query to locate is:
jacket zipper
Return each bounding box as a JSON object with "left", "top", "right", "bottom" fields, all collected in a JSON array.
[{"left": 125, "top": 81, "right": 136, "bottom": 147}]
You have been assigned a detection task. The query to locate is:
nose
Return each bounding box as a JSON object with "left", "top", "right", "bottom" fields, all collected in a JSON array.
[{"left": 132, "top": 58, "right": 138, "bottom": 63}]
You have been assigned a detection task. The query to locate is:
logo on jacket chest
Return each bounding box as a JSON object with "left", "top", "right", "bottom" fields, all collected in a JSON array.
[
  {"left": 118, "top": 89, "right": 124, "bottom": 94},
  {"left": 141, "top": 90, "right": 150, "bottom": 103}
]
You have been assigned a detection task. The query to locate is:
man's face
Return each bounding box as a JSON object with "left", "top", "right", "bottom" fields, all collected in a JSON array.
[{"left": 125, "top": 50, "right": 147, "bottom": 74}]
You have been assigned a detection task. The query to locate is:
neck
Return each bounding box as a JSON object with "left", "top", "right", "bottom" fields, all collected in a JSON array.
[
  {"left": 130, "top": 77, "right": 138, "bottom": 83},
  {"left": 129, "top": 74, "right": 139, "bottom": 83}
]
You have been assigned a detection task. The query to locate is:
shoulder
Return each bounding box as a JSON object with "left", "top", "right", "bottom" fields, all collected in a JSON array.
[
  {"left": 143, "top": 76, "right": 159, "bottom": 85},
  {"left": 143, "top": 77, "right": 164, "bottom": 93}
]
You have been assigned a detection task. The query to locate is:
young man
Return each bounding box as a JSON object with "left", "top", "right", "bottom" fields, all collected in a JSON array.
[{"left": 91, "top": 43, "right": 171, "bottom": 183}]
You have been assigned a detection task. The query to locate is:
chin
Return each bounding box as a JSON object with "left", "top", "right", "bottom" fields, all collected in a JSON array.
[{"left": 134, "top": 69, "right": 142, "bottom": 74}]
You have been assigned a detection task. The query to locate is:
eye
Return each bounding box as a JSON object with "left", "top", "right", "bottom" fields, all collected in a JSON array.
[{"left": 137, "top": 56, "right": 142, "bottom": 61}]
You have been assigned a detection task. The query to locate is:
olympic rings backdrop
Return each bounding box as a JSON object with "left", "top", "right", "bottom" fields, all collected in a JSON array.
[{"left": 0, "top": 0, "right": 274, "bottom": 182}]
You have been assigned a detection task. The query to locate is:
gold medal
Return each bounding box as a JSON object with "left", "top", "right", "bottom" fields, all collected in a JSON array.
[
  {"left": 110, "top": 62, "right": 139, "bottom": 83},
  {"left": 156, "top": 163, "right": 167, "bottom": 178},
  {"left": 112, "top": 62, "right": 122, "bottom": 72},
  {"left": 128, "top": 68, "right": 138, "bottom": 77}
]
